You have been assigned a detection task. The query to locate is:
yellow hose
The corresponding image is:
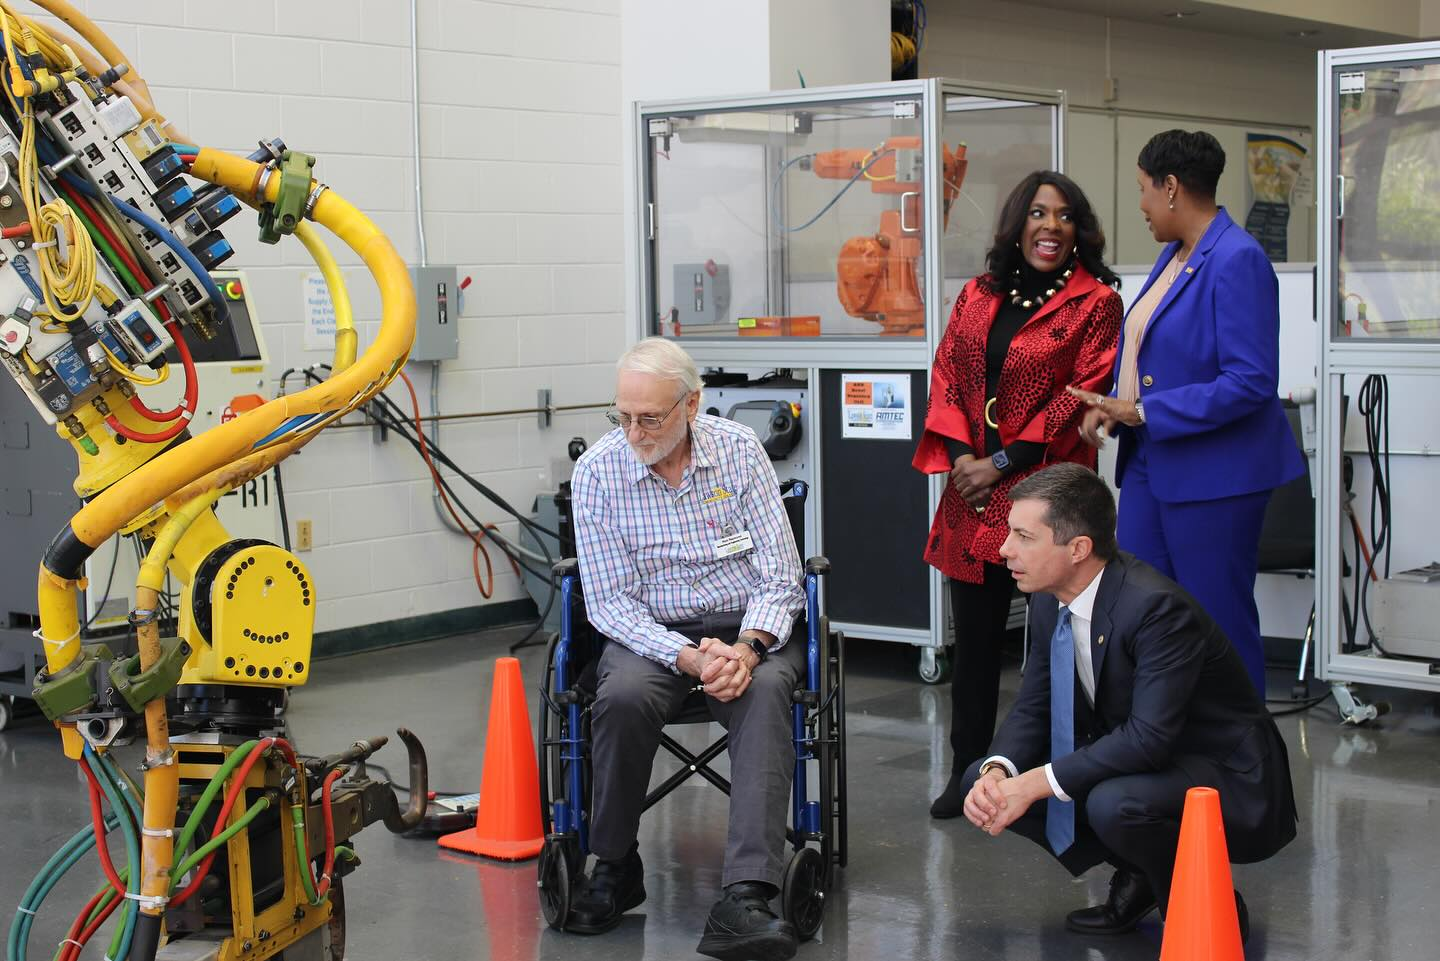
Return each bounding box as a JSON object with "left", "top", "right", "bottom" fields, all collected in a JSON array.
[
  {"left": 134, "top": 489, "right": 224, "bottom": 918},
  {"left": 34, "top": 147, "right": 415, "bottom": 756},
  {"left": 28, "top": 0, "right": 152, "bottom": 103},
  {"left": 295, "top": 221, "right": 357, "bottom": 372}
]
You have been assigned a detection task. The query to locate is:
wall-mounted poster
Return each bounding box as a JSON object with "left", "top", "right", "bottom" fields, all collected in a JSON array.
[{"left": 841, "top": 372, "right": 911, "bottom": 440}]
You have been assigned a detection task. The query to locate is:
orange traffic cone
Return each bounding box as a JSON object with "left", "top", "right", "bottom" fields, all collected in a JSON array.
[
  {"left": 1159, "top": 787, "right": 1244, "bottom": 961},
  {"left": 438, "top": 657, "right": 545, "bottom": 860}
]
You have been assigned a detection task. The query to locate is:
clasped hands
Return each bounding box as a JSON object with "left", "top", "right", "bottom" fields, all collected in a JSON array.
[
  {"left": 676, "top": 636, "right": 761, "bottom": 703},
  {"left": 1067, "top": 386, "right": 1143, "bottom": 449},
  {"left": 963, "top": 766, "right": 1053, "bottom": 837},
  {"left": 949, "top": 454, "right": 1001, "bottom": 511}
]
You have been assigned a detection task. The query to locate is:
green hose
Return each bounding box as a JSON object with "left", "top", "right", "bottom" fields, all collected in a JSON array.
[
  {"left": 170, "top": 796, "right": 271, "bottom": 886},
  {"left": 289, "top": 806, "right": 322, "bottom": 905},
  {"left": 7, "top": 814, "right": 115, "bottom": 961},
  {"left": 84, "top": 749, "right": 139, "bottom": 961},
  {"left": 169, "top": 739, "right": 261, "bottom": 887}
]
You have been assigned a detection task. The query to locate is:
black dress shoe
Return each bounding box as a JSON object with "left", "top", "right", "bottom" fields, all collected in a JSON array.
[
  {"left": 567, "top": 848, "right": 646, "bottom": 935},
  {"left": 1235, "top": 889, "right": 1250, "bottom": 945},
  {"left": 930, "top": 772, "right": 967, "bottom": 819},
  {"left": 1065, "top": 869, "right": 1157, "bottom": 935},
  {"left": 696, "top": 882, "right": 798, "bottom": 961}
]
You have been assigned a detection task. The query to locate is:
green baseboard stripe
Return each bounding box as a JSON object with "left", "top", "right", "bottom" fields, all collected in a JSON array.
[{"left": 312, "top": 599, "right": 538, "bottom": 660}]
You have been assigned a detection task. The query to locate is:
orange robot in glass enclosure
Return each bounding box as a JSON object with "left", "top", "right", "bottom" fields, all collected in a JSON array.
[{"left": 810, "top": 138, "right": 968, "bottom": 336}]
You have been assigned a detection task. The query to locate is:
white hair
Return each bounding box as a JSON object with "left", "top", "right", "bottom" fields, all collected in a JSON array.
[{"left": 616, "top": 337, "right": 701, "bottom": 393}]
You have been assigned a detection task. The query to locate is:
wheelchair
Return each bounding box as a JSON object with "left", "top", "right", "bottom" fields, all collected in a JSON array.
[{"left": 535, "top": 480, "right": 847, "bottom": 940}]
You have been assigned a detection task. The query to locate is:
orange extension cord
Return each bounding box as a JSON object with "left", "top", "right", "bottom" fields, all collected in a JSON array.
[{"left": 395, "top": 370, "right": 520, "bottom": 598}]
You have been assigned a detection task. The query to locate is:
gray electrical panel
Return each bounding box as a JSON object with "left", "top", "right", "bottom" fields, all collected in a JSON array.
[
  {"left": 409, "top": 265, "right": 459, "bottom": 362},
  {"left": 673, "top": 262, "right": 730, "bottom": 328},
  {"left": 1, "top": 394, "right": 78, "bottom": 626}
]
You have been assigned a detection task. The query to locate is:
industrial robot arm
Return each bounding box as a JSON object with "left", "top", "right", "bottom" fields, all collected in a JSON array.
[
  {"left": 807, "top": 137, "right": 968, "bottom": 335},
  {"left": 1, "top": 5, "right": 425, "bottom": 961}
]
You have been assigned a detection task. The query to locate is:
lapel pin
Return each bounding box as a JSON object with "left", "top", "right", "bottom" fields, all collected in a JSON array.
[{"left": 1185, "top": 267, "right": 1194, "bottom": 274}]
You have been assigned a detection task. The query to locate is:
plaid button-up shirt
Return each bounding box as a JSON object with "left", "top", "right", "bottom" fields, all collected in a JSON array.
[{"left": 571, "top": 414, "right": 803, "bottom": 670}]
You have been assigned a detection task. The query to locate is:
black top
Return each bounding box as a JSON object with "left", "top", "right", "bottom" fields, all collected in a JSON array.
[{"left": 945, "top": 261, "right": 1068, "bottom": 474}]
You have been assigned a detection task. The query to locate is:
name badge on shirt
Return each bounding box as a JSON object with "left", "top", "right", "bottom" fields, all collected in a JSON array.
[{"left": 714, "top": 526, "right": 754, "bottom": 558}]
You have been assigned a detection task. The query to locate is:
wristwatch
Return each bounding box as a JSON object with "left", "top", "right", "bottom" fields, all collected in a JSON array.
[
  {"left": 743, "top": 637, "right": 769, "bottom": 664},
  {"left": 990, "top": 449, "right": 1011, "bottom": 473},
  {"left": 979, "top": 760, "right": 1009, "bottom": 778},
  {"left": 1134, "top": 400, "right": 1146, "bottom": 424}
]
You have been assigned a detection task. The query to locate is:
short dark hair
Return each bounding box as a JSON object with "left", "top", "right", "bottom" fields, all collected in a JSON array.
[
  {"left": 1009, "top": 463, "right": 1118, "bottom": 560},
  {"left": 984, "top": 170, "right": 1119, "bottom": 288},
  {"left": 1137, "top": 129, "right": 1226, "bottom": 199}
]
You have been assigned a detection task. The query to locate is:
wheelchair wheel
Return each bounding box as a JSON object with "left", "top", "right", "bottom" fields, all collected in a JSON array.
[
  {"left": 781, "top": 846, "right": 827, "bottom": 941},
  {"left": 537, "top": 836, "right": 576, "bottom": 931}
]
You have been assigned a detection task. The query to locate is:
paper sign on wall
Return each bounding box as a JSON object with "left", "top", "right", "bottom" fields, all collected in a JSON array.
[
  {"left": 303, "top": 273, "right": 336, "bottom": 351},
  {"left": 841, "top": 372, "right": 911, "bottom": 440}
]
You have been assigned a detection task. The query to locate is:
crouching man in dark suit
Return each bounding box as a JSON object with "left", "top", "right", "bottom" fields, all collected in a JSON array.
[{"left": 961, "top": 463, "right": 1296, "bottom": 941}]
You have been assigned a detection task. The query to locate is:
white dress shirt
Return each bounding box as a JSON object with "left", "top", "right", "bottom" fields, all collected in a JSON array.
[{"left": 981, "top": 565, "right": 1105, "bottom": 803}]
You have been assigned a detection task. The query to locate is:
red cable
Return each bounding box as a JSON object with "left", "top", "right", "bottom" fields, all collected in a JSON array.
[
  {"left": 1, "top": 222, "right": 30, "bottom": 238},
  {"left": 109, "top": 323, "right": 198, "bottom": 442},
  {"left": 58, "top": 886, "right": 117, "bottom": 961},
  {"left": 80, "top": 761, "right": 128, "bottom": 895},
  {"left": 171, "top": 737, "right": 302, "bottom": 909},
  {"left": 396, "top": 370, "right": 520, "bottom": 597},
  {"left": 315, "top": 769, "right": 343, "bottom": 899},
  {"left": 55, "top": 181, "right": 199, "bottom": 434},
  {"left": 60, "top": 895, "right": 123, "bottom": 961}
]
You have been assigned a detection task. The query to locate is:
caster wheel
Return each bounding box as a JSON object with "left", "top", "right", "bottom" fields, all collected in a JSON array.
[
  {"left": 781, "top": 847, "right": 826, "bottom": 941},
  {"left": 537, "top": 837, "right": 575, "bottom": 930},
  {"left": 918, "top": 647, "right": 950, "bottom": 685}
]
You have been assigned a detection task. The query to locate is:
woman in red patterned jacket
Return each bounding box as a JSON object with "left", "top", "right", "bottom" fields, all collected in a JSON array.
[{"left": 915, "top": 171, "right": 1123, "bottom": 819}]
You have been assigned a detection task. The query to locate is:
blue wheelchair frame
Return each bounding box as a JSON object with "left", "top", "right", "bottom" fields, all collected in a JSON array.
[{"left": 537, "top": 481, "right": 846, "bottom": 938}]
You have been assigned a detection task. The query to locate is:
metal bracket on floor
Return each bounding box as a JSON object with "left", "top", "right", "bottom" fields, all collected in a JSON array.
[{"left": 1332, "top": 682, "right": 1389, "bottom": 725}]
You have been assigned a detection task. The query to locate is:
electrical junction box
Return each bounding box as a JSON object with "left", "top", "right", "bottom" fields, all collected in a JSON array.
[
  {"left": 673, "top": 262, "right": 730, "bottom": 328},
  {"left": 410, "top": 266, "right": 459, "bottom": 362}
]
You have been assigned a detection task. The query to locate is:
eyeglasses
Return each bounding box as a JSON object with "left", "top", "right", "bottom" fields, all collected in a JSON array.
[{"left": 606, "top": 392, "right": 688, "bottom": 431}]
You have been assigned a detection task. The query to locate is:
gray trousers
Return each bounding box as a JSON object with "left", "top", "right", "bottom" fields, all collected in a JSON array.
[{"left": 588, "top": 612, "right": 806, "bottom": 889}]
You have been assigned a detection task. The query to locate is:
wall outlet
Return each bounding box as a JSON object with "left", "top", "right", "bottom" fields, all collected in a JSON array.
[{"left": 296, "top": 519, "right": 313, "bottom": 552}]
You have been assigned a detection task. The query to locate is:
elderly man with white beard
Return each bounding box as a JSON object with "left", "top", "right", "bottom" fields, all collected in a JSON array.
[{"left": 565, "top": 337, "right": 806, "bottom": 961}]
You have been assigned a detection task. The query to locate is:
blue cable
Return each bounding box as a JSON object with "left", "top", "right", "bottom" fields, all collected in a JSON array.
[
  {"left": 167, "top": 143, "right": 199, "bottom": 154},
  {"left": 107, "top": 194, "right": 230, "bottom": 326},
  {"left": 771, "top": 149, "right": 895, "bottom": 234}
]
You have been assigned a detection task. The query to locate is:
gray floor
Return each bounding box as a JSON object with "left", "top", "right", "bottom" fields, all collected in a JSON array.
[{"left": 3, "top": 627, "right": 1439, "bottom": 961}]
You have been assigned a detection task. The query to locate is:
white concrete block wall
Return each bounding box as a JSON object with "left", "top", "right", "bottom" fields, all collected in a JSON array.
[{"left": 44, "top": 0, "right": 621, "bottom": 633}]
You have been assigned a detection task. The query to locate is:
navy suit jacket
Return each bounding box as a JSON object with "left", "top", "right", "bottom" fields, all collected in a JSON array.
[
  {"left": 1114, "top": 208, "right": 1305, "bottom": 502},
  {"left": 987, "top": 553, "right": 1297, "bottom": 863}
]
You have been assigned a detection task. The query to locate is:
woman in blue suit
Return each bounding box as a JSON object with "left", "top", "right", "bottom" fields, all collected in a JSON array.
[{"left": 1068, "top": 130, "right": 1304, "bottom": 696}]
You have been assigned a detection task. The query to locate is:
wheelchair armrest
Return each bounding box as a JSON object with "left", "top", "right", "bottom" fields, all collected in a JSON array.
[
  {"left": 552, "top": 557, "right": 580, "bottom": 581},
  {"left": 804, "top": 555, "right": 831, "bottom": 576}
]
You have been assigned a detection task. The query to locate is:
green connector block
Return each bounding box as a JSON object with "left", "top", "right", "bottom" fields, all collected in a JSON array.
[
  {"left": 108, "top": 636, "right": 190, "bottom": 712},
  {"left": 31, "top": 643, "right": 114, "bottom": 721},
  {"left": 258, "top": 150, "right": 317, "bottom": 245}
]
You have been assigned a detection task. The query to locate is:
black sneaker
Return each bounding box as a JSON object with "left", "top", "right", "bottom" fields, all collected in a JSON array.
[
  {"left": 696, "top": 882, "right": 798, "bottom": 961},
  {"left": 567, "top": 848, "right": 646, "bottom": 935}
]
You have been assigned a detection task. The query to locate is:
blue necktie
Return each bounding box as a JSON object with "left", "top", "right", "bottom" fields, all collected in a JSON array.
[{"left": 1046, "top": 606, "right": 1076, "bottom": 855}]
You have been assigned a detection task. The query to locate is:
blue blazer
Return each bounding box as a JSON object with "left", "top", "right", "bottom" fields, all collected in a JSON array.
[{"left": 1114, "top": 208, "right": 1305, "bottom": 503}]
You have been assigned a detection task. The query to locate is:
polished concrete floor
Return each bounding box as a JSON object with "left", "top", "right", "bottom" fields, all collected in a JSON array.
[{"left": 3, "top": 626, "right": 1439, "bottom": 961}]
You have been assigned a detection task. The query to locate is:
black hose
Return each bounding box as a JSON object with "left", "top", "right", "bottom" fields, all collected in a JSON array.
[
  {"left": 1356, "top": 375, "right": 1391, "bottom": 655},
  {"left": 131, "top": 911, "right": 163, "bottom": 961}
]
